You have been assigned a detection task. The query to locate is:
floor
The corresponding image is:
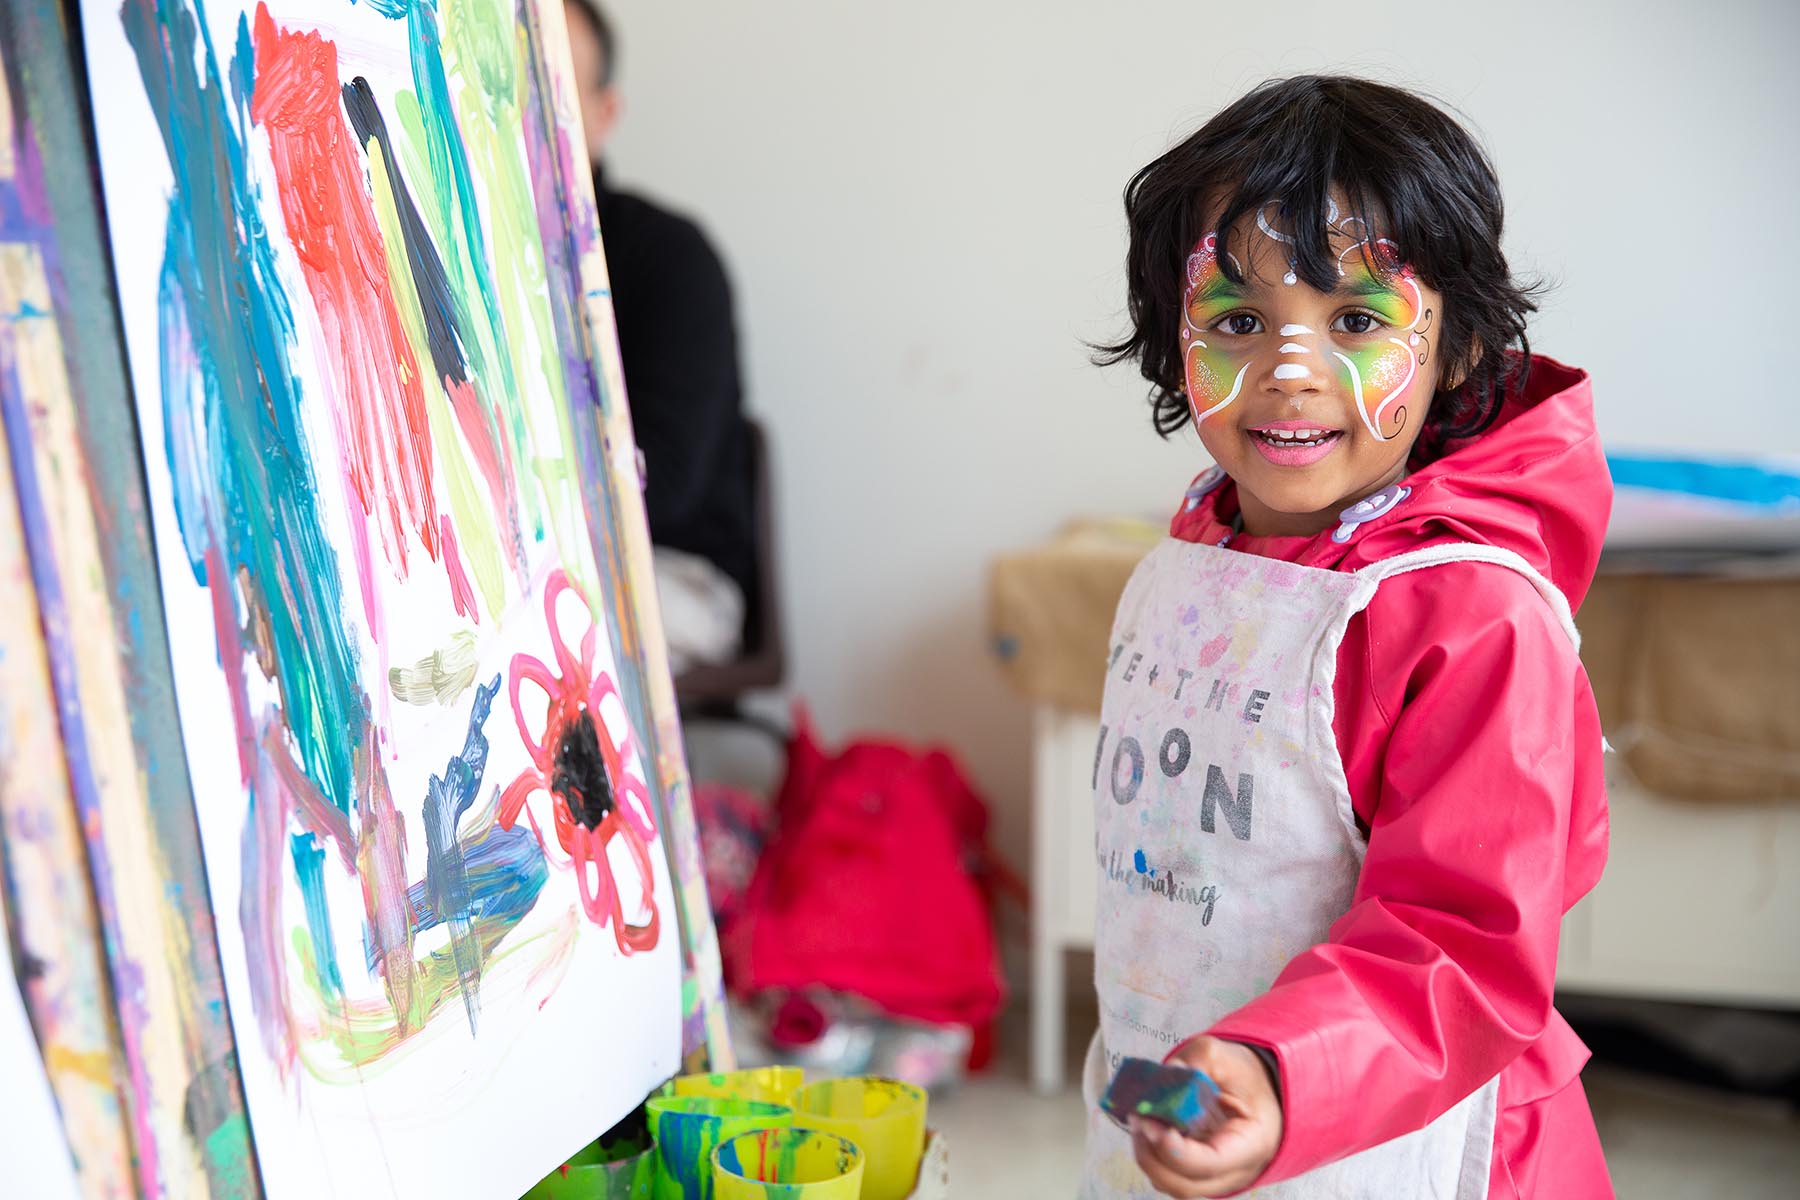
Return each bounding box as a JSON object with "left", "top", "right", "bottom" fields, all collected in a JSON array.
[{"left": 930, "top": 1014, "right": 1800, "bottom": 1198}]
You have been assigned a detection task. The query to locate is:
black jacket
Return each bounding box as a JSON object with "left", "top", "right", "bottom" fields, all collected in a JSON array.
[{"left": 594, "top": 166, "right": 755, "bottom": 609}]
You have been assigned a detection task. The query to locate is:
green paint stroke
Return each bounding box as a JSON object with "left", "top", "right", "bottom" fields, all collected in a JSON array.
[
  {"left": 441, "top": 0, "right": 584, "bottom": 570},
  {"left": 396, "top": 1, "right": 545, "bottom": 548},
  {"left": 361, "top": 136, "right": 506, "bottom": 614},
  {"left": 201, "top": 1113, "right": 255, "bottom": 1197},
  {"left": 388, "top": 628, "right": 481, "bottom": 705}
]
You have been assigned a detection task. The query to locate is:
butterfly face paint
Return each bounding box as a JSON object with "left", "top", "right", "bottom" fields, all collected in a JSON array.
[
  {"left": 1180, "top": 233, "right": 1252, "bottom": 423},
  {"left": 1325, "top": 245, "right": 1433, "bottom": 441},
  {"left": 1250, "top": 202, "right": 1436, "bottom": 442}
]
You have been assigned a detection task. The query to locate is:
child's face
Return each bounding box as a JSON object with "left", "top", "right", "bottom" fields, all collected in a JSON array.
[{"left": 1181, "top": 197, "right": 1444, "bottom": 537}]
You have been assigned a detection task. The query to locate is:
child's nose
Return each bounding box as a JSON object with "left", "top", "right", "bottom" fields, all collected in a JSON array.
[{"left": 1265, "top": 346, "right": 1326, "bottom": 404}]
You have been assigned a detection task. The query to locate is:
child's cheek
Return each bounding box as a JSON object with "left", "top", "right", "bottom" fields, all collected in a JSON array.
[
  {"left": 1184, "top": 340, "right": 1251, "bottom": 423},
  {"left": 1331, "top": 338, "right": 1420, "bottom": 441}
]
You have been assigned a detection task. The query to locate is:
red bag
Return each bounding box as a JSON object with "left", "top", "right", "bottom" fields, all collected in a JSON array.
[{"left": 723, "top": 710, "right": 1005, "bottom": 1028}]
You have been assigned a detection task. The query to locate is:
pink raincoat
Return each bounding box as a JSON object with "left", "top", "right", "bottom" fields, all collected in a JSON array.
[{"left": 1167, "top": 356, "right": 1614, "bottom": 1198}]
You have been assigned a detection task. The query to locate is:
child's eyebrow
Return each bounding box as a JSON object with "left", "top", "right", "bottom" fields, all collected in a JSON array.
[
  {"left": 1188, "top": 275, "right": 1249, "bottom": 307},
  {"left": 1333, "top": 275, "right": 1406, "bottom": 301}
]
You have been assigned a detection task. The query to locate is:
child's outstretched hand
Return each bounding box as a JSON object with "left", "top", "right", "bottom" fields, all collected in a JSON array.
[{"left": 1130, "top": 1036, "right": 1283, "bottom": 1198}]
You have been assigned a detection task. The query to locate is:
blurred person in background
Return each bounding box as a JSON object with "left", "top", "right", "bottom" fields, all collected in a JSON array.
[{"left": 565, "top": 0, "right": 755, "bottom": 675}]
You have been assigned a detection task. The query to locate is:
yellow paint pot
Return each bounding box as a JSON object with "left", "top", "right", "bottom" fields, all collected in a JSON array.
[
  {"left": 645, "top": 1096, "right": 793, "bottom": 1200},
  {"left": 711, "top": 1128, "right": 864, "bottom": 1200},
  {"left": 788, "top": 1078, "right": 926, "bottom": 1200},
  {"left": 662, "top": 1066, "right": 806, "bottom": 1106}
]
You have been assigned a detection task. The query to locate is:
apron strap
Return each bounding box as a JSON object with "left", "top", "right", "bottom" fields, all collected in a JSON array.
[{"left": 1353, "top": 544, "right": 1582, "bottom": 652}]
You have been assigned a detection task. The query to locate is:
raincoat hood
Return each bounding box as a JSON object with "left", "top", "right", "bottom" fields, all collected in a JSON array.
[{"left": 1172, "top": 355, "right": 1611, "bottom": 607}]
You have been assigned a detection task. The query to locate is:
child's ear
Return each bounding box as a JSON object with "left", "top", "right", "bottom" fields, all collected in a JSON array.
[{"left": 1441, "top": 336, "right": 1482, "bottom": 391}]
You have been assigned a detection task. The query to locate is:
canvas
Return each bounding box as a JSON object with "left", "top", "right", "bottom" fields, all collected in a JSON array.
[{"left": 79, "top": 0, "right": 689, "bottom": 1195}]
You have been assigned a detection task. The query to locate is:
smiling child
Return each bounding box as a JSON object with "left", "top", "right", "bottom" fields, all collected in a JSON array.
[{"left": 1084, "top": 76, "right": 1614, "bottom": 1199}]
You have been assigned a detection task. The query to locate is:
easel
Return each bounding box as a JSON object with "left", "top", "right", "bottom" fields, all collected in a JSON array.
[{"left": 0, "top": 2, "right": 729, "bottom": 1194}]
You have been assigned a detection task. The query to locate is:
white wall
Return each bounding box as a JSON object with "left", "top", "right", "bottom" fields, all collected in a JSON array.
[{"left": 600, "top": 0, "right": 1800, "bottom": 885}]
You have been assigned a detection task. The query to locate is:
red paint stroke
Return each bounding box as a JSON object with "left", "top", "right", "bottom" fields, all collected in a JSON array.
[
  {"left": 440, "top": 515, "right": 479, "bottom": 623},
  {"left": 443, "top": 374, "right": 522, "bottom": 559},
  {"left": 1196, "top": 633, "right": 1232, "bottom": 668},
  {"left": 264, "top": 722, "right": 355, "bottom": 873},
  {"left": 251, "top": 4, "right": 439, "bottom": 575}
]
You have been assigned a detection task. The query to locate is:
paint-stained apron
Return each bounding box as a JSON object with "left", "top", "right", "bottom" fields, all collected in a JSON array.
[{"left": 1080, "top": 537, "right": 1580, "bottom": 1199}]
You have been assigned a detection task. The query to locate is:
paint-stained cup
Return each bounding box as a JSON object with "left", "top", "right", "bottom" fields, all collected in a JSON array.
[
  {"left": 522, "top": 1135, "right": 658, "bottom": 1199},
  {"left": 646, "top": 1096, "right": 793, "bottom": 1200},
  {"left": 711, "top": 1128, "right": 864, "bottom": 1200},
  {"left": 789, "top": 1078, "right": 926, "bottom": 1200},
  {"left": 663, "top": 1066, "right": 806, "bottom": 1106}
]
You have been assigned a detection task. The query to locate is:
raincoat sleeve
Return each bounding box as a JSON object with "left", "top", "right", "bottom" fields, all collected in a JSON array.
[{"left": 1187, "top": 562, "right": 1608, "bottom": 1187}]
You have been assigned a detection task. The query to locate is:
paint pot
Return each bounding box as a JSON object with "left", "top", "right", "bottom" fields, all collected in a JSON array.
[
  {"left": 522, "top": 1135, "right": 657, "bottom": 1199},
  {"left": 788, "top": 1078, "right": 926, "bottom": 1200},
  {"left": 645, "top": 1096, "right": 793, "bottom": 1200},
  {"left": 711, "top": 1128, "right": 864, "bottom": 1200},
  {"left": 663, "top": 1066, "right": 806, "bottom": 1106}
]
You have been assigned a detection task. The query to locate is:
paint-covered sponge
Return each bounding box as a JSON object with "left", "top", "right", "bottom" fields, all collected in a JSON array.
[{"left": 1100, "top": 1056, "right": 1226, "bottom": 1140}]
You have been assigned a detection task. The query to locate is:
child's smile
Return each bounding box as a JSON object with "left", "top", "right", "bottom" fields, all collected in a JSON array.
[{"left": 1181, "top": 197, "right": 1444, "bottom": 537}]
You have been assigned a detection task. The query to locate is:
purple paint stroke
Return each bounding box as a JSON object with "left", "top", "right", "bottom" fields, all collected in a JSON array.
[
  {"left": 0, "top": 339, "right": 164, "bottom": 1194},
  {"left": 239, "top": 710, "right": 297, "bottom": 1079},
  {"left": 356, "top": 732, "right": 419, "bottom": 1036}
]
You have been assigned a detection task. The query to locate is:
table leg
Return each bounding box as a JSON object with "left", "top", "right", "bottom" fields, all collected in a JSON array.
[{"left": 1030, "top": 704, "right": 1065, "bottom": 1094}]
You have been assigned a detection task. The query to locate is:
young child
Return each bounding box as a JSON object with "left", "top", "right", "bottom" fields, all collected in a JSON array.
[{"left": 1084, "top": 76, "right": 1613, "bottom": 1198}]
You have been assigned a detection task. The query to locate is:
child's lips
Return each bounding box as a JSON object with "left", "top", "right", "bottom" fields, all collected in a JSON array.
[{"left": 1247, "top": 425, "right": 1344, "bottom": 467}]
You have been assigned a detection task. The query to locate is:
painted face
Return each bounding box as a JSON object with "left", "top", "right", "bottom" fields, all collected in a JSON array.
[
  {"left": 1177, "top": 196, "right": 1446, "bottom": 536},
  {"left": 1181, "top": 211, "right": 1435, "bottom": 443}
]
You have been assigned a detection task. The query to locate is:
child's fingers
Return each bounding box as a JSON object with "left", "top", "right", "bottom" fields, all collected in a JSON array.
[{"left": 1129, "top": 1119, "right": 1257, "bottom": 1198}]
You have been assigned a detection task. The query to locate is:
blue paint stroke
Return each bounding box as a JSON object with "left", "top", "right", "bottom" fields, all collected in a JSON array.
[
  {"left": 121, "top": 0, "right": 364, "bottom": 816},
  {"left": 289, "top": 832, "right": 342, "bottom": 998},
  {"left": 420, "top": 673, "right": 499, "bottom": 1032}
]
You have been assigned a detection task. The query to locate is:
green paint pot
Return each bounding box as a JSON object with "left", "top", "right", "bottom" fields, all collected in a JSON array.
[
  {"left": 712, "top": 1128, "right": 864, "bottom": 1200},
  {"left": 522, "top": 1136, "right": 657, "bottom": 1199},
  {"left": 646, "top": 1096, "right": 794, "bottom": 1200}
]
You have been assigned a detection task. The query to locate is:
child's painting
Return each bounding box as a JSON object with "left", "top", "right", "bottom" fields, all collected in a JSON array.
[{"left": 80, "top": 0, "right": 683, "bottom": 1195}]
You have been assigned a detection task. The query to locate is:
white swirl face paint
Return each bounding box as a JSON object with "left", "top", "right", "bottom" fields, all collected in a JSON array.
[
  {"left": 1183, "top": 206, "right": 1434, "bottom": 438},
  {"left": 1181, "top": 233, "right": 1254, "bottom": 422}
]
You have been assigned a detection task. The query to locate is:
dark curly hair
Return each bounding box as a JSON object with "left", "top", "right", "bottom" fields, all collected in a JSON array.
[{"left": 1095, "top": 75, "right": 1540, "bottom": 462}]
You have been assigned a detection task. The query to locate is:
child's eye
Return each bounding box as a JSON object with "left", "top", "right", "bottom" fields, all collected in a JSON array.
[
  {"left": 1212, "top": 312, "right": 1263, "bottom": 336},
  {"left": 1332, "top": 311, "right": 1383, "bottom": 335}
]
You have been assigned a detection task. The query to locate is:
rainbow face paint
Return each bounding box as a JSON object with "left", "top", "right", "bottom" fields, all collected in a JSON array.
[
  {"left": 1247, "top": 206, "right": 1435, "bottom": 443},
  {"left": 1180, "top": 233, "right": 1252, "bottom": 422},
  {"left": 1181, "top": 209, "right": 1437, "bottom": 441},
  {"left": 1324, "top": 246, "right": 1432, "bottom": 442}
]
